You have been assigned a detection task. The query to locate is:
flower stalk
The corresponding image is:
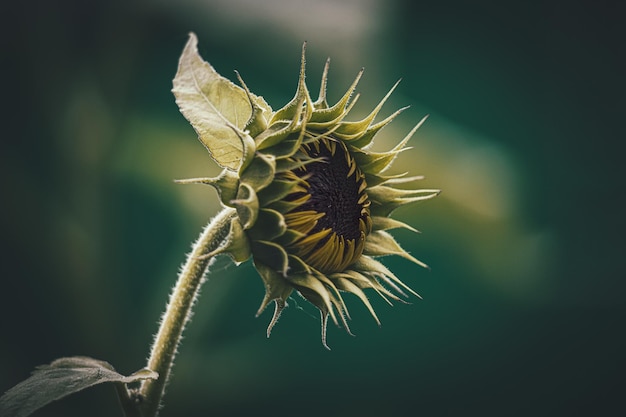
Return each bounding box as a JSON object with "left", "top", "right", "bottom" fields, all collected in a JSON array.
[{"left": 137, "top": 207, "right": 238, "bottom": 417}]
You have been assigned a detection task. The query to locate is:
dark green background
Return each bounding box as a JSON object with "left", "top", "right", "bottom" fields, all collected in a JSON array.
[{"left": 2, "top": 0, "right": 624, "bottom": 416}]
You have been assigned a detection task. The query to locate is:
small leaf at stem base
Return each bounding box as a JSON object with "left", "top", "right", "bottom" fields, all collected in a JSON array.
[{"left": 0, "top": 356, "right": 157, "bottom": 417}]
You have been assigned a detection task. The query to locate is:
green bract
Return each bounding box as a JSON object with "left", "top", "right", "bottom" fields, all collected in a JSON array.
[{"left": 174, "top": 33, "right": 439, "bottom": 348}]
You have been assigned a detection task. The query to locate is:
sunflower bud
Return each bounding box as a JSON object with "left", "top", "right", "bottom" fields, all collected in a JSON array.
[{"left": 173, "top": 33, "right": 439, "bottom": 348}]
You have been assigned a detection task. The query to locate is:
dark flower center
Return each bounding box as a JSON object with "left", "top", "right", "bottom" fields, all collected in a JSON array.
[
  {"left": 294, "top": 141, "right": 367, "bottom": 240},
  {"left": 283, "top": 138, "right": 371, "bottom": 272}
]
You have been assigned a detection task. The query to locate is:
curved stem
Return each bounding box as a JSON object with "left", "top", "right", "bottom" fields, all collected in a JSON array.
[{"left": 138, "top": 207, "right": 237, "bottom": 417}]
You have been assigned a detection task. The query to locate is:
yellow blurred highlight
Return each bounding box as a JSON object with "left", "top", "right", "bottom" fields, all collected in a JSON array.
[{"left": 391, "top": 114, "right": 556, "bottom": 300}]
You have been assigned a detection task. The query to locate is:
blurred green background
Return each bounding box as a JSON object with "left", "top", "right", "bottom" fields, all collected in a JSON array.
[{"left": 2, "top": 0, "right": 624, "bottom": 416}]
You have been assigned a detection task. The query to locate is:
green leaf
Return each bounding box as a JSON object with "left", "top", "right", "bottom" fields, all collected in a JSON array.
[
  {"left": 172, "top": 32, "right": 255, "bottom": 170},
  {"left": 0, "top": 356, "right": 158, "bottom": 417}
]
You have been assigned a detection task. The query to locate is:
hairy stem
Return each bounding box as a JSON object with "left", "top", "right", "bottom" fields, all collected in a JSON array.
[{"left": 137, "top": 207, "right": 237, "bottom": 417}]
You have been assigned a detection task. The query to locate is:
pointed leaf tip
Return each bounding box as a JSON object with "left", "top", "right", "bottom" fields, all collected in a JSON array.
[{"left": 173, "top": 32, "right": 255, "bottom": 170}]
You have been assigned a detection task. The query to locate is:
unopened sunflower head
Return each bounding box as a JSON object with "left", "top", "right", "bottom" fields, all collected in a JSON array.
[{"left": 173, "top": 33, "right": 439, "bottom": 348}]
